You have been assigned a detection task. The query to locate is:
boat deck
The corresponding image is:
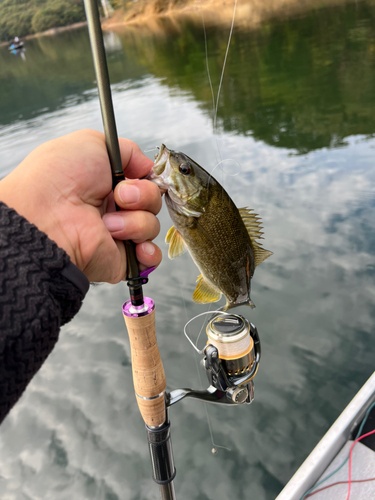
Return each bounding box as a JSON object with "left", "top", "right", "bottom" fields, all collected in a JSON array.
[
  {"left": 276, "top": 372, "right": 375, "bottom": 500},
  {"left": 310, "top": 440, "right": 375, "bottom": 499}
]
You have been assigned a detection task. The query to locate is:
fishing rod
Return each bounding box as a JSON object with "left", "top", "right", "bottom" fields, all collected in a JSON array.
[
  {"left": 83, "top": 2, "right": 176, "bottom": 499},
  {"left": 83, "top": 2, "right": 262, "bottom": 498}
]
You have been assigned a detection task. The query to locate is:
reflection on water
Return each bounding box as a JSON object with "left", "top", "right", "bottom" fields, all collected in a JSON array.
[{"left": 0, "top": 1, "right": 374, "bottom": 499}]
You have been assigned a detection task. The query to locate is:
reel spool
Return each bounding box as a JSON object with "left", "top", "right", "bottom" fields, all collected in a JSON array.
[
  {"left": 202, "top": 313, "right": 261, "bottom": 405},
  {"left": 206, "top": 315, "right": 255, "bottom": 378}
]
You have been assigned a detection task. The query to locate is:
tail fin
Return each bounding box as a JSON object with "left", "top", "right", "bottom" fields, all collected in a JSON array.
[{"left": 222, "top": 298, "right": 256, "bottom": 312}]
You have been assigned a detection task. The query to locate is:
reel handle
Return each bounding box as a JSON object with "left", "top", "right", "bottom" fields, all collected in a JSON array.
[{"left": 123, "top": 304, "right": 166, "bottom": 427}]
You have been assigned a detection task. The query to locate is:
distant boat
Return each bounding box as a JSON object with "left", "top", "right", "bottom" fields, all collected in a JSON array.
[{"left": 8, "top": 41, "right": 24, "bottom": 51}]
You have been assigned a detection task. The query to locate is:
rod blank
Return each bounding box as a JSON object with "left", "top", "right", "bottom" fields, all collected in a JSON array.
[
  {"left": 84, "top": 0, "right": 123, "bottom": 179},
  {"left": 83, "top": 0, "right": 142, "bottom": 287}
]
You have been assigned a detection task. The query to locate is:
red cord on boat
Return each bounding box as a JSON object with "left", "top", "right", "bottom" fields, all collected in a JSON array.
[{"left": 346, "top": 429, "right": 375, "bottom": 500}]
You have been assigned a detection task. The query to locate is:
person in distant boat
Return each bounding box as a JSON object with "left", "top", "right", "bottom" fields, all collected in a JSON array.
[{"left": 0, "top": 129, "right": 162, "bottom": 422}]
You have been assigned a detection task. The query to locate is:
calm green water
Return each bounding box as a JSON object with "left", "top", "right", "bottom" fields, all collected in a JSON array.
[{"left": 0, "top": 2, "right": 375, "bottom": 499}]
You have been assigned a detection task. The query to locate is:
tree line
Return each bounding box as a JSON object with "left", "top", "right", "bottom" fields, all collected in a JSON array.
[
  {"left": 0, "top": 0, "right": 182, "bottom": 42},
  {"left": 0, "top": 0, "right": 123, "bottom": 42}
]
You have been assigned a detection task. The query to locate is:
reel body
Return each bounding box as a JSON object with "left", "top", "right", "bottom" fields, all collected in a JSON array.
[{"left": 168, "top": 314, "right": 261, "bottom": 407}]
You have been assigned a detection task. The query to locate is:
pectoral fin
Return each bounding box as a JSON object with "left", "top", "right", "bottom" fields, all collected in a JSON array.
[
  {"left": 193, "top": 275, "right": 222, "bottom": 304},
  {"left": 239, "top": 207, "right": 273, "bottom": 267},
  {"left": 165, "top": 226, "right": 187, "bottom": 259}
]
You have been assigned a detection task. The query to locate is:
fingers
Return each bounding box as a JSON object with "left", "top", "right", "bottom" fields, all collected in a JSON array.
[
  {"left": 113, "top": 179, "right": 162, "bottom": 215},
  {"left": 107, "top": 239, "right": 161, "bottom": 283},
  {"left": 136, "top": 241, "right": 162, "bottom": 271},
  {"left": 118, "top": 138, "right": 154, "bottom": 179},
  {"left": 103, "top": 210, "right": 160, "bottom": 244}
]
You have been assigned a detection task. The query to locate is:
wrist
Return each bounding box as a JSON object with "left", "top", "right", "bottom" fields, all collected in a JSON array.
[{"left": 0, "top": 173, "right": 78, "bottom": 266}]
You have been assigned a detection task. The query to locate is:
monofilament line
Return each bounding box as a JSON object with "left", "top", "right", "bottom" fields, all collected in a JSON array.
[
  {"left": 183, "top": 309, "right": 232, "bottom": 453},
  {"left": 213, "top": 0, "right": 238, "bottom": 134},
  {"left": 201, "top": 0, "right": 238, "bottom": 163},
  {"left": 178, "top": 278, "right": 231, "bottom": 453},
  {"left": 200, "top": 5, "right": 216, "bottom": 126},
  {"left": 184, "top": 310, "right": 232, "bottom": 353}
]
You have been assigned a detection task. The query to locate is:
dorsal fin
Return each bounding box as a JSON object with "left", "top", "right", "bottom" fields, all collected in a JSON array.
[
  {"left": 193, "top": 275, "right": 221, "bottom": 304},
  {"left": 165, "top": 226, "right": 187, "bottom": 260},
  {"left": 239, "top": 207, "right": 273, "bottom": 267}
]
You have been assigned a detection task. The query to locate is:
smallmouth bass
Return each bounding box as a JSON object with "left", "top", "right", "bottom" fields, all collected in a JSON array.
[{"left": 148, "top": 145, "right": 272, "bottom": 310}]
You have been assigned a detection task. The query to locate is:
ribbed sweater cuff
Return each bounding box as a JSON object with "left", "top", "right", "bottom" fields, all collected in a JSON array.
[{"left": 0, "top": 201, "right": 89, "bottom": 421}]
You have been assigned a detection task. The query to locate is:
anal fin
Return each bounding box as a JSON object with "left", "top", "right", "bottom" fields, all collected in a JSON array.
[{"left": 193, "top": 276, "right": 222, "bottom": 304}]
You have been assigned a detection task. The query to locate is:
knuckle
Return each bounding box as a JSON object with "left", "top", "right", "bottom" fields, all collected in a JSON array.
[
  {"left": 133, "top": 212, "right": 150, "bottom": 239},
  {"left": 150, "top": 182, "right": 162, "bottom": 212},
  {"left": 153, "top": 217, "right": 161, "bottom": 237}
]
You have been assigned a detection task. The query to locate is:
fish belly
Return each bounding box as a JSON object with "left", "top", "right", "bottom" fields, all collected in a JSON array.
[{"left": 168, "top": 199, "right": 254, "bottom": 308}]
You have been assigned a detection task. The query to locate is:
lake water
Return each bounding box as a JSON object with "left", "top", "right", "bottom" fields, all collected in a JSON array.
[{"left": 0, "top": 1, "right": 375, "bottom": 499}]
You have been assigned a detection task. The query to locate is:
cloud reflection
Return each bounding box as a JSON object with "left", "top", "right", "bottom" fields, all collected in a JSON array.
[{"left": 0, "top": 33, "right": 375, "bottom": 500}]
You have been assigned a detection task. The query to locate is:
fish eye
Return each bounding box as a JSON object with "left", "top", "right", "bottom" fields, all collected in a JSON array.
[{"left": 179, "top": 163, "right": 191, "bottom": 175}]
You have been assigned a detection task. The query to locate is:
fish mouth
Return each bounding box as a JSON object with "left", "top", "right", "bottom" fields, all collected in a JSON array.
[
  {"left": 153, "top": 144, "right": 170, "bottom": 176},
  {"left": 146, "top": 144, "right": 171, "bottom": 192},
  {"left": 153, "top": 144, "right": 167, "bottom": 168}
]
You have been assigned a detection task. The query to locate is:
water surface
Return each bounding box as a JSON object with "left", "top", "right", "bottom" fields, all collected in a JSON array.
[{"left": 0, "top": 2, "right": 374, "bottom": 499}]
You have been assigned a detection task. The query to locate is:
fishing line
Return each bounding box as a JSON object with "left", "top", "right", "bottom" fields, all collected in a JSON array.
[
  {"left": 194, "top": 305, "right": 214, "bottom": 349},
  {"left": 213, "top": 0, "right": 238, "bottom": 136},
  {"left": 163, "top": 1, "right": 239, "bottom": 456},
  {"left": 202, "top": 393, "right": 232, "bottom": 455},
  {"left": 200, "top": 1, "right": 220, "bottom": 167},
  {"left": 200, "top": 0, "right": 238, "bottom": 163},
  {"left": 200, "top": 5, "right": 216, "bottom": 132},
  {"left": 184, "top": 310, "right": 232, "bottom": 354},
  {"left": 193, "top": 346, "right": 232, "bottom": 455},
  {"left": 210, "top": 159, "right": 243, "bottom": 178},
  {"left": 178, "top": 278, "right": 190, "bottom": 325},
  {"left": 144, "top": 146, "right": 159, "bottom": 153},
  {"left": 177, "top": 275, "right": 232, "bottom": 453},
  {"left": 189, "top": 306, "right": 232, "bottom": 454},
  {"left": 210, "top": 158, "right": 243, "bottom": 205},
  {"left": 200, "top": 0, "right": 243, "bottom": 196}
]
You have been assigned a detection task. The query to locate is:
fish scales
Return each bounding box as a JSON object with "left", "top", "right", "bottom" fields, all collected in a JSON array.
[
  {"left": 148, "top": 145, "right": 272, "bottom": 310},
  {"left": 168, "top": 183, "right": 254, "bottom": 306}
]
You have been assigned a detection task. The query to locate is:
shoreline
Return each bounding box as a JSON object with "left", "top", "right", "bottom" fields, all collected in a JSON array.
[
  {"left": 1, "top": 0, "right": 351, "bottom": 48},
  {"left": 102, "top": 0, "right": 352, "bottom": 31},
  {"left": 0, "top": 21, "right": 88, "bottom": 48}
]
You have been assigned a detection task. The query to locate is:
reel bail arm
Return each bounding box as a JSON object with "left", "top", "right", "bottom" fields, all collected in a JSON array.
[{"left": 168, "top": 315, "right": 261, "bottom": 408}]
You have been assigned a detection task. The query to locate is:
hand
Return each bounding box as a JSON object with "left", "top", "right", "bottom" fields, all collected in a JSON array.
[{"left": 0, "top": 129, "right": 162, "bottom": 283}]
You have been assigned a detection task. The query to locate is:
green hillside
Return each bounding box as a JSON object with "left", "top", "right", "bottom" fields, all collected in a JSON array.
[{"left": 0, "top": 0, "right": 86, "bottom": 41}]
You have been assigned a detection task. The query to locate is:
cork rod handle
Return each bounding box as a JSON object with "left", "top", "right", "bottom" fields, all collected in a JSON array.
[{"left": 123, "top": 309, "right": 166, "bottom": 427}]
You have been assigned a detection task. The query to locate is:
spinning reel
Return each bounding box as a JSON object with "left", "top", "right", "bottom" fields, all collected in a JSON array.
[
  {"left": 167, "top": 313, "right": 261, "bottom": 408},
  {"left": 144, "top": 313, "right": 261, "bottom": 490}
]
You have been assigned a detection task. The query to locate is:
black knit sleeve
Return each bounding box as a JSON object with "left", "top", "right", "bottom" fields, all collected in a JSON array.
[{"left": 0, "top": 202, "right": 90, "bottom": 422}]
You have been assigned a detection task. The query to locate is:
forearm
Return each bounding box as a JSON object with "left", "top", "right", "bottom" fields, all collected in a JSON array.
[{"left": 0, "top": 202, "right": 89, "bottom": 422}]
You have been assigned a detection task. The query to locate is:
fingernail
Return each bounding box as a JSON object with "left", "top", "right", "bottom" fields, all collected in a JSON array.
[
  {"left": 103, "top": 214, "right": 124, "bottom": 231},
  {"left": 142, "top": 242, "right": 155, "bottom": 255},
  {"left": 119, "top": 183, "right": 140, "bottom": 204}
]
